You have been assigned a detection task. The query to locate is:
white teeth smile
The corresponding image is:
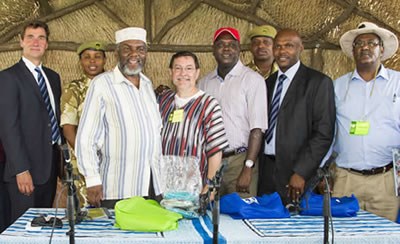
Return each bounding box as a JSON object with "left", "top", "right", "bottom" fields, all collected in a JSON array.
[{"left": 129, "top": 59, "right": 140, "bottom": 64}]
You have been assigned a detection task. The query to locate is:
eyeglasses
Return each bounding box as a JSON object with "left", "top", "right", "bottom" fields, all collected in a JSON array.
[
  {"left": 352, "top": 40, "right": 381, "bottom": 48},
  {"left": 172, "top": 66, "right": 196, "bottom": 73},
  {"left": 31, "top": 215, "right": 63, "bottom": 228}
]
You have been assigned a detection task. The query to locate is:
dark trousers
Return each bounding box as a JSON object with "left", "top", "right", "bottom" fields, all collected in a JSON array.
[
  {"left": 257, "top": 154, "right": 276, "bottom": 196},
  {"left": 0, "top": 162, "right": 11, "bottom": 233},
  {"left": 6, "top": 146, "right": 59, "bottom": 223}
]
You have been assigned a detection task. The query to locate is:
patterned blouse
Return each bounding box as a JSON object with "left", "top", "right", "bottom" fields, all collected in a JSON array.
[{"left": 159, "top": 90, "right": 229, "bottom": 182}]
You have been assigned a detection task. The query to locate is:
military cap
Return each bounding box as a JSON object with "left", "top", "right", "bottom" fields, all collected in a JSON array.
[
  {"left": 247, "top": 25, "right": 277, "bottom": 40},
  {"left": 77, "top": 41, "right": 106, "bottom": 55}
]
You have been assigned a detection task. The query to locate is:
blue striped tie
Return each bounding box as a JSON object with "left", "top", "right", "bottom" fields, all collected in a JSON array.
[
  {"left": 265, "top": 74, "right": 286, "bottom": 144},
  {"left": 35, "top": 67, "right": 61, "bottom": 143}
]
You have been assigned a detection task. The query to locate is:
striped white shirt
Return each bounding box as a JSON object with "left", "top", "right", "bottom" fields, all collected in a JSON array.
[{"left": 76, "top": 66, "right": 162, "bottom": 199}]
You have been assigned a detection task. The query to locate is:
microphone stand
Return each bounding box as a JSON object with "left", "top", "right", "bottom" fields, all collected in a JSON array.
[
  {"left": 300, "top": 152, "right": 337, "bottom": 244},
  {"left": 208, "top": 163, "right": 225, "bottom": 244},
  {"left": 60, "top": 143, "right": 85, "bottom": 244},
  {"left": 322, "top": 171, "right": 331, "bottom": 244}
]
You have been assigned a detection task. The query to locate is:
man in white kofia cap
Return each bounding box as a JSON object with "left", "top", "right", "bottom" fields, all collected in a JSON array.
[
  {"left": 76, "top": 27, "right": 163, "bottom": 208},
  {"left": 332, "top": 22, "right": 400, "bottom": 221}
]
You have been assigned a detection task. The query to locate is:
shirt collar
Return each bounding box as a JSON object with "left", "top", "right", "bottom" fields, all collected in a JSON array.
[
  {"left": 81, "top": 74, "right": 92, "bottom": 88},
  {"left": 210, "top": 60, "right": 244, "bottom": 80},
  {"left": 277, "top": 60, "right": 300, "bottom": 81},
  {"left": 112, "top": 65, "right": 151, "bottom": 86},
  {"left": 352, "top": 64, "right": 389, "bottom": 82},
  {"left": 246, "top": 60, "right": 279, "bottom": 79},
  {"left": 22, "top": 56, "right": 42, "bottom": 73}
]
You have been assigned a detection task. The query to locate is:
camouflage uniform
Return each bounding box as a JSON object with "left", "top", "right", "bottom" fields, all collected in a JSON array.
[
  {"left": 59, "top": 75, "right": 92, "bottom": 207},
  {"left": 246, "top": 60, "right": 279, "bottom": 80}
]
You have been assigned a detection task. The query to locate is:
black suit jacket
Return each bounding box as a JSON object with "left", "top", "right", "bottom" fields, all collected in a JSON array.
[
  {"left": 265, "top": 63, "right": 335, "bottom": 200},
  {"left": 0, "top": 59, "right": 61, "bottom": 184},
  {"left": 0, "top": 140, "right": 4, "bottom": 163}
]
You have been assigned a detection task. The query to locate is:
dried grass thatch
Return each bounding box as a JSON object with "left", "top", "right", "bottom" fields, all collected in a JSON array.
[{"left": 0, "top": 0, "right": 399, "bottom": 88}]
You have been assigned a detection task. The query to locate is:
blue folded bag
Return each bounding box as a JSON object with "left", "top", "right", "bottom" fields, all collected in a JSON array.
[
  {"left": 220, "top": 192, "right": 290, "bottom": 219},
  {"left": 299, "top": 192, "right": 359, "bottom": 217}
]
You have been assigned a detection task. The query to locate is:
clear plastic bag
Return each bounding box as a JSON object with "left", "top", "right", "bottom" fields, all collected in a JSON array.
[{"left": 159, "top": 155, "right": 202, "bottom": 218}]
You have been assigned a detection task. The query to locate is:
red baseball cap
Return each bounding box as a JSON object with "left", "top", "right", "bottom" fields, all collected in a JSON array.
[{"left": 213, "top": 27, "right": 240, "bottom": 43}]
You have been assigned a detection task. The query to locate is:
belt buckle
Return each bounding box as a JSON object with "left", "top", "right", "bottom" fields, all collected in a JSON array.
[
  {"left": 359, "top": 169, "right": 369, "bottom": 175},
  {"left": 370, "top": 168, "right": 376, "bottom": 175}
]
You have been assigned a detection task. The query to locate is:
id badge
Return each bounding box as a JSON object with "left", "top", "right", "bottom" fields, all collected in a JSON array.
[
  {"left": 168, "top": 109, "right": 184, "bottom": 123},
  {"left": 349, "top": 121, "right": 370, "bottom": 135}
]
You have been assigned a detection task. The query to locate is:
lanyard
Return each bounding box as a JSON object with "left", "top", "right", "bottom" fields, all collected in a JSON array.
[
  {"left": 343, "top": 65, "right": 379, "bottom": 101},
  {"left": 343, "top": 66, "right": 383, "bottom": 121}
]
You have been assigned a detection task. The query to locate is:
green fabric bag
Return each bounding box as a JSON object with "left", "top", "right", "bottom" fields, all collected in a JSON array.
[{"left": 114, "top": 196, "right": 183, "bottom": 232}]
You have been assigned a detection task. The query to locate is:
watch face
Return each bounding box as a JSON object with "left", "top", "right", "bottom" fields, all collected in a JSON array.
[{"left": 245, "top": 160, "right": 254, "bottom": 168}]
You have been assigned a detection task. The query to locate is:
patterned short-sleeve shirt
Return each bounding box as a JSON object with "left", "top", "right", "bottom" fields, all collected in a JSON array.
[{"left": 159, "top": 90, "right": 229, "bottom": 182}]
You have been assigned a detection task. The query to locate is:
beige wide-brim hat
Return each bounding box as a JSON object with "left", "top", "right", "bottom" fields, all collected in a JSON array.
[{"left": 339, "top": 22, "right": 398, "bottom": 61}]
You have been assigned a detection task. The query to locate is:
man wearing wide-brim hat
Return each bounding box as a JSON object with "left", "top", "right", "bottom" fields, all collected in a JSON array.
[
  {"left": 76, "top": 27, "right": 163, "bottom": 208},
  {"left": 332, "top": 22, "right": 400, "bottom": 221}
]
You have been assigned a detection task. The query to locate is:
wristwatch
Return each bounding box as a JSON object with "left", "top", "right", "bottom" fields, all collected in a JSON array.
[{"left": 244, "top": 159, "right": 255, "bottom": 168}]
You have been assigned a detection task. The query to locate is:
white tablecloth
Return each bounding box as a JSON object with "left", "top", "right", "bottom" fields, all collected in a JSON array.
[{"left": 1, "top": 208, "right": 400, "bottom": 243}]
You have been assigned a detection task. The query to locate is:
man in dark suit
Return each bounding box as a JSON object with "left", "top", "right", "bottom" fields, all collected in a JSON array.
[
  {"left": 258, "top": 29, "right": 336, "bottom": 206},
  {"left": 0, "top": 141, "right": 11, "bottom": 232},
  {"left": 0, "top": 20, "right": 62, "bottom": 223}
]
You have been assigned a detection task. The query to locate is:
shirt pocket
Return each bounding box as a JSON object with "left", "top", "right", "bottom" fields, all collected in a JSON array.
[{"left": 372, "top": 96, "right": 399, "bottom": 129}]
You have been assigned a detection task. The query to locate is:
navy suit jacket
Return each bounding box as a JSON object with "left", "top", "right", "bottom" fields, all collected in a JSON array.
[
  {"left": 265, "top": 63, "right": 336, "bottom": 201},
  {"left": 0, "top": 59, "right": 61, "bottom": 184}
]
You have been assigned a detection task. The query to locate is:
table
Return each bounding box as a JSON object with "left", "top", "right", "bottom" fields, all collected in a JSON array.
[{"left": 1, "top": 208, "right": 400, "bottom": 243}]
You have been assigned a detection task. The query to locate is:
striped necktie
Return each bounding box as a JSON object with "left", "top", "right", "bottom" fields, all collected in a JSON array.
[
  {"left": 265, "top": 74, "right": 287, "bottom": 144},
  {"left": 35, "top": 67, "right": 61, "bottom": 143}
]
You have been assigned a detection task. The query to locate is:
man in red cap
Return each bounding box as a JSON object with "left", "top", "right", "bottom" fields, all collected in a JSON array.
[{"left": 198, "top": 27, "right": 268, "bottom": 198}]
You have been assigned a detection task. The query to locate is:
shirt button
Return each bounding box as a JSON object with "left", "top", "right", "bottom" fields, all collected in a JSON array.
[{"left": 48, "top": 123, "right": 51, "bottom": 127}]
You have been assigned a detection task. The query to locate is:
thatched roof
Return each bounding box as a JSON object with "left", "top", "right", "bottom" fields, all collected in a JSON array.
[{"left": 0, "top": 0, "right": 399, "bottom": 87}]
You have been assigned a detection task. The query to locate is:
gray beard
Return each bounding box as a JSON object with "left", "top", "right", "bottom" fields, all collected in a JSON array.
[{"left": 119, "top": 63, "right": 142, "bottom": 76}]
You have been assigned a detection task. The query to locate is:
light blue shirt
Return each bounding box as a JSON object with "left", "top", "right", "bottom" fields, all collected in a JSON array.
[
  {"left": 333, "top": 65, "right": 400, "bottom": 170},
  {"left": 264, "top": 60, "right": 300, "bottom": 155}
]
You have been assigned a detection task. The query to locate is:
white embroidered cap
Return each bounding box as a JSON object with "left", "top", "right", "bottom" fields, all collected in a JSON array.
[{"left": 115, "top": 27, "right": 147, "bottom": 44}]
